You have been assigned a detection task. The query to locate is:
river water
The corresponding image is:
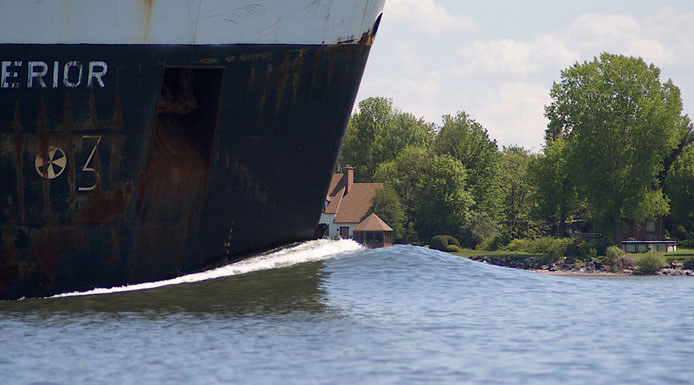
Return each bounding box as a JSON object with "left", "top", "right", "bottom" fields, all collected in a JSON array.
[{"left": 1, "top": 241, "right": 693, "bottom": 385}]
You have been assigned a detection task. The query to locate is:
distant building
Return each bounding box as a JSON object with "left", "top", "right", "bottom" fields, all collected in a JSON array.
[
  {"left": 624, "top": 217, "right": 667, "bottom": 242},
  {"left": 622, "top": 216, "right": 677, "bottom": 253},
  {"left": 320, "top": 167, "right": 393, "bottom": 248}
]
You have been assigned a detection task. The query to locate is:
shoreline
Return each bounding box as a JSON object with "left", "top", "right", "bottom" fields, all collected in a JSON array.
[{"left": 468, "top": 255, "right": 694, "bottom": 277}]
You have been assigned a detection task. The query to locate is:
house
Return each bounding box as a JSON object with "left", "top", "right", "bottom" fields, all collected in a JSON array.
[
  {"left": 622, "top": 217, "right": 677, "bottom": 252},
  {"left": 320, "top": 166, "right": 393, "bottom": 247}
]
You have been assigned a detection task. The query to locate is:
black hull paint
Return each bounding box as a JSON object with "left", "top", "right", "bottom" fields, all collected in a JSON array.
[{"left": 0, "top": 43, "right": 371, "bottom": 299}]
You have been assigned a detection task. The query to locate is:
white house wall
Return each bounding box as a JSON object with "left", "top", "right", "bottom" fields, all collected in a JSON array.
[{"left": 319, "top": 213, "right": 360, "bottom": 238}]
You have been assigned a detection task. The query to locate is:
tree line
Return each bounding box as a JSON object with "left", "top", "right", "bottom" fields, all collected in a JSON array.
[{"left": 340, "top": 53, "right": 694, "bottom": 248}]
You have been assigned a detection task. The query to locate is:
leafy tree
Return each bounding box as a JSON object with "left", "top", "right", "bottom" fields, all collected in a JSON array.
[
  {"left": 659, "top": 117, "right": 694, "bottom": 187},
  {"left": 665, "top": 145, "right": 694, "bottom": 236},
  {"left": 461, "top": 210, "right": 499, "bottom": 249},
  {"left": 371, "top": 185, "right": 406, "bottom": 242},
  {"left": 374, "top": 146, "right": 430, "bottom": 242},
  {"left": 433, "top": 111, "right": 502, "bottom": 220},
  {"left": 340, "top": 97, "right": 434, "bottom": 182},
  {"left": 527, "top": 138, "right": 581, "bottom": 237},
  {"left": 545, "top": 53, "right": 683, "bottom": 242},
  {"left": 382, "top": 112, "right": 435, "bottom": 162},
  {"left": 499, "top": 146, "right": 534, "bottom": 240},
  {"left": 413, "top": 154, "right": 474, "bottom": 241}
]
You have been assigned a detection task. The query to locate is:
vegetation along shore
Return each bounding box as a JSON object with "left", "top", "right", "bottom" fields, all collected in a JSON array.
[{"left": 340, "top": 53, "right": 694, "bottom": 272}]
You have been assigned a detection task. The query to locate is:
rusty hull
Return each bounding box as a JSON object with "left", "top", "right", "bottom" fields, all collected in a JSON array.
[{"left": 0, "top": 40, "right": 374, "bottom": 299}]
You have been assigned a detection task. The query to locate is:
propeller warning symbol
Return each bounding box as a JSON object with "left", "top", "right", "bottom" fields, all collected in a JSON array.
[{"left": 35, "top": 147, "right": 67, "bottom": 180}]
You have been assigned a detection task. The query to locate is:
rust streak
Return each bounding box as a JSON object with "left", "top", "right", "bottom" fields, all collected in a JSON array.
[
  {"left": 240, "top": 52, "right": 272, "bottom": 62},
  {"left": 38, "top": 97, "right": 51, "bottom": 217},
  {"left": 276, "top": 50, "right": 290, "bottom": 113},
  {"left": 113, "top": 82, "right": 123, "bottom": 130},
  {"left": 73, "top": 183, "right": 134, "bottom": 224},
  {"left": 64, "top": 93, "right": 74, "bottom": 130},
  {"left": 13, "top": 101, "right": 21, "bottom": 133},
  {"left": 246, "top": 66, "right": 256, "bottom": 95},
  {"left": 140, "top": 0, "right": 155, "bottom": 42},
  {"left": 109, "top": 135, "right": 126, "bottom": 181},
  {"left": 231, "top": 157, "right": 271, "bottom": 207},
  {"left": 292, "top": 50, "right": 306, "bottom": 109},
  {"left": 0, "top": 229, "right": 21, "bottom": 292},
  {"left": 309, "top": 50, "right": 321, "bottom": 100},
  {"left": 31, "top": 227, "right": 82, "bottom": 291},
  {"left": 13, "top": 134, "right": 24, "bottom": 223},
  {"left": 13, "top": 101, "right": 24, "bottom": 222},
  {"left": 89, "top": 92, "right": 98, "bottom": 130},
  {"left": 68, "top": 138, "right": 76, "bottom": 201},
  {"left": 195, "top": 58, "right": 219, "bottom": 65}
]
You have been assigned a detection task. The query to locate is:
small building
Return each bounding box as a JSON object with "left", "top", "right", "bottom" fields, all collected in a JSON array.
[
  {"left": 622, "top": 217, "right": 677, "bottom": 252},
  {"left": 319, "top": 166, "right": 393, "bottom": 247},
  {"left": 354, "top": 213, "right": 393, "bottom": 248},
  {"left": 624, "top": 217, "right": 667, "bottom": 242},
  {"left": 622, "top": 240, "right": 677, "bottom": 253}
]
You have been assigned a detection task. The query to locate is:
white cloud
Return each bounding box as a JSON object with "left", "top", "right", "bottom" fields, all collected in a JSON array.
[
  {"left": 474, "top": 83, "right": 551, "bottom": 152},
  {"left": 457, "top": 35, "right": 578, "bottom": 78},
  {"left": 561, "top": 13, "right": 675, "bottom": 66},
  {"left": 643, "top": 7, "right": 694, "bottom": 67},
  {"left": 384, "top": 0, "right": 478, "bottom": 37}
]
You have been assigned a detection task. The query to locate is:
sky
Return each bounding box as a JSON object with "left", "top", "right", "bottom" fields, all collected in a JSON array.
[{"left": 356, "top": 0, "right": 694, "bottom": 152}]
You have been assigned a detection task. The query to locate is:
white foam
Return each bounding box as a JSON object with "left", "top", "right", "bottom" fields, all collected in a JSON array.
[{"left": 52, "top": 239, "right": 363, "bottom": 298}]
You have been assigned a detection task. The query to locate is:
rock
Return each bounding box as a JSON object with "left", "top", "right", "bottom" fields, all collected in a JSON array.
[{"left": 586, "top": 261, "right": 596, "bottom": 273}]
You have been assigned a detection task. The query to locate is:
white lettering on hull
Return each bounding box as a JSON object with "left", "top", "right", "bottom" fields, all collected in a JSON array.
[
  {"left": 1, "top": 61, "right": 22, "bottom": 88},
  {"left": 1, "top": 60, "right": 108, "bottom": 89}
]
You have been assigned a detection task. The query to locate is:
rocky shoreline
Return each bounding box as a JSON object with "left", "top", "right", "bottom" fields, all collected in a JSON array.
[{"left": 468, "top": 255, "right": 694, "bottom": 276}]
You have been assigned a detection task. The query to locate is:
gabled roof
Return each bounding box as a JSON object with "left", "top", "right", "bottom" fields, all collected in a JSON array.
[
  {"left": 324, "top": 174, "right": 346, "bottom": 214},
  {"left": 334, "top": 182, "right": 382, "bottom": 223},
  {"left": 354, "top": 213, "right": 393, "bottom": 232}
]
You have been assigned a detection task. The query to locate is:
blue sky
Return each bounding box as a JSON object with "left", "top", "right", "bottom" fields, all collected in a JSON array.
[{"left": 356, "top": 0, "right": 694, "bottom": 152}]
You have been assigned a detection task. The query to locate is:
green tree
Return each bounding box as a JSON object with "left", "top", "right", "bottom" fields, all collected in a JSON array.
[
  {"left": 340, "top": 97, "right": 434, "bottom": 182},
  {"left": 382, "top": 112, "right": 435, "bottom": 162},
  {"left": 371, "top": 185, "right": 406, "bottom": 242},
  {"left": 665, "top": 145, "right": 694, "bottom": 236},
  {"left": 659, "top": 117, "right": 694, "bottom": 187},
  {"left": 462, "top": 210, "right": 499, "bottom": 249},
  {"left": 545, "top": 53, "right": 683, "bottom": 242},
  {"left": 374, "top": 146, "right": 430, "bottom": 243},
  {"left": 499, "top": 146, "right": 534, "bottom": 240},
  {"left": 374, "top": 146, "right": 427, "bottom": 205},
  {"left": 433, "top": 111, "right": 502, "bottom": 220},
  {"left": 414, "top": 154, "right": 474, "bottom": 241},
  {"left": 527, "top": 138, "right": 581, "bottom": 237}
]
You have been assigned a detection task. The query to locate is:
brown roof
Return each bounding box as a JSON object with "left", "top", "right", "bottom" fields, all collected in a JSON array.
[
  {"left": 354, "top": 213, "right": 393, "bottom": 232},
  {"left": 334, "top": 183, "right": 382, "bottom": 223},
  {"left": 324, "top": 174, "right": 346, "bottom": 214}
]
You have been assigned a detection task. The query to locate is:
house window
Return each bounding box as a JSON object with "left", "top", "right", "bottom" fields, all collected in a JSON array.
[
  {"left": 340, "top": 227, "right": 350, "bottom": 238},
  {"left": 646, "top": 221, "right": 655, "bottom": 233}
]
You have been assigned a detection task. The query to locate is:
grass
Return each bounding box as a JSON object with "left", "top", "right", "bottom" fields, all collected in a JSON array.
[
  {"left": 450, "top": 247, "right": 694, "bottom": 264},
  {"left": 450, "top": 248, "right": 543, "bottom": 258},
  {"left": 642, "top": 249, "right": 694, "bottom": 263}
]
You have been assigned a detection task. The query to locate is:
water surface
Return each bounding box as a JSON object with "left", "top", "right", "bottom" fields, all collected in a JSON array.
[{"left": 2, "top": 242, "right": 693, "bottom": 384}]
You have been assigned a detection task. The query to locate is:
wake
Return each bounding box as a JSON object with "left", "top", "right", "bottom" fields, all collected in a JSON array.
[{"left": 52, "top": 239, "right": 363, "bottom": 298}]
